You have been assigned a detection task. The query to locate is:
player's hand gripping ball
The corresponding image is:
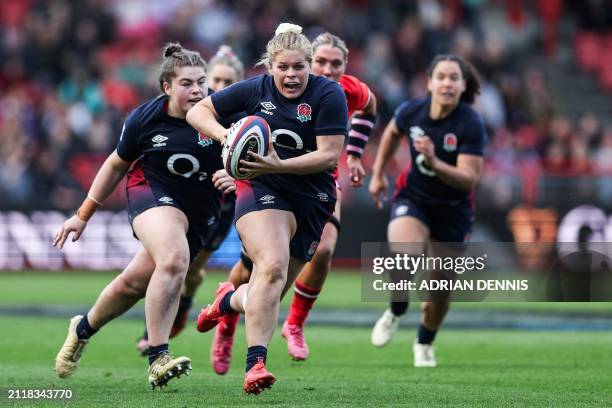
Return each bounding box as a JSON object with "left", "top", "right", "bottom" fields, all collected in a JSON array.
[{"left": 222, "top": 116, "right": 270, "bottom": 180}]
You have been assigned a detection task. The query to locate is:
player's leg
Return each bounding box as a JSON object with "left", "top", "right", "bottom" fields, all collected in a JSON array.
[
  {"left": 239, "top": 209, "right": 294, "bottom": 356},
  {"left": 282, "top": 189, "right": 341, "bottom": 360},
  {"left": 56, "top": 247, "right": 154, "bottom": 378},
  {"left": 132, "top": 206, "right": 193, "bottom": 387},
  {"left": 136, "top": 249, "right": 210, "bottom": 356},
  {"left": 413, "top": 206, "right": 473, "bottom": 368},
  {"left": 211, "top": 251, "right": 253, "bottom": 375},
  {"left": 173, "top": 249, "right": 211, "bottom": 336},
  {"left": 372, "top": 201, "right": 430, "bottom": 347}
]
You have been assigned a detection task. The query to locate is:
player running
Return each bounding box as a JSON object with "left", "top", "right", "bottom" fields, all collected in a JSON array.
[
  {"left": 53, "top": 43, "right": 231, "bottom": 389},
  {"left": 208, "top": 32, "right": 378, "bottom": 370},
  {"left": 135, "top": 45, "right": 245, "bottom": 356},
  {"left": 279, "top": 32, "right": 378, "bottom": 361},
  {"left": 369, "top": 54, "right": 486, "bottom": 368},
  {"left": 186, "top": 23, "right": 348, "bottom": 394}
]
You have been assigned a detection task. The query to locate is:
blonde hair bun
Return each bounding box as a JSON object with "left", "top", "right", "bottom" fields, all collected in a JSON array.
[{"left": 275, "top": 23, "right": 302, "bottom": 36}]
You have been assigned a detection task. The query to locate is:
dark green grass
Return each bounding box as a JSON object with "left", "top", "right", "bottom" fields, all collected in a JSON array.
[
  {"left": 0, "top": 316, "right": 611, "bottom": 407},
  {"left": 1, "top": 271, "right": 611, "bottom": 314}
]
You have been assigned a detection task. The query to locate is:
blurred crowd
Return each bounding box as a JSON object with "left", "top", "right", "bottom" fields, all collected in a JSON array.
[{"left": 0, "top": 0, "right": 611, "bottom": 212}]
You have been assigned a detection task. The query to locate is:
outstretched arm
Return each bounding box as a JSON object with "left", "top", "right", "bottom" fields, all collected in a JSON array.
[
  {"left": 53, "top": 151, "right": 131, "bottom": 248},
  {"left": 369, "top": 118, "right": 402, "bottom": 208}
]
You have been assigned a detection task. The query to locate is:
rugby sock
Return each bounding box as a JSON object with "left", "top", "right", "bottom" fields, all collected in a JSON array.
[
  {"left": 390, "top": 301, "right": 409, "bottom": 317},
  {"left": 76, "top": 314, "right": 98, "bottom": 340},
  {"left": 287, "top": 281, "right": 321, "bottom": 326},
  {"left": 172, "top": 295, "right": 193, "bottom": 325},
  {"left": 245, "top": 346, "right": 267, "bottom": 372},
  {"left": 219, "top": 290, "right": 236, "bottom": 315},
  {"left": 177, "top": 295, "right": 193, "bottom": 314},
  {"left": 148, "top": 343, "right": 169, "bottom": 365},
  {"left": 417, "top": 324, "right": 438, "bottom": 345}
]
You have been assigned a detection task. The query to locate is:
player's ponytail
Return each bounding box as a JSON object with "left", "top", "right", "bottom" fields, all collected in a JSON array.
[
  {"left": 427, "top": 54, "right": 481, "bottom": 105},
  {"left": 256, "top": 23, "right": 312, "bottom": 68},
  {"left": 159, "top": 42, "right": 207, "bottom": 92}
]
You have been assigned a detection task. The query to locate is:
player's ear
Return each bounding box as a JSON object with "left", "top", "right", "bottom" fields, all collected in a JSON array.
[
  {"left": 162, "top": 81, "right": 172, "bottom": 96},
  {"left": 426, "top": 77, "right": 433, "bottom": 93}
]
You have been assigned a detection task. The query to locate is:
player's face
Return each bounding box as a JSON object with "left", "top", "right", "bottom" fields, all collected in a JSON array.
[
  {"left": 270, "top": 50, "right": 310, "bottom": 99},
  {"left": 209, "top": 64, "right": 239, "bottom": 92},
  {"left": 164, "top": 66, "right": 208, "bottom": 118},
  {"left": 312, "top": 44, "right": 346, "bottom": 82},
  {"left": 427, "top": 60, "right": 466, "bottom": 108}
]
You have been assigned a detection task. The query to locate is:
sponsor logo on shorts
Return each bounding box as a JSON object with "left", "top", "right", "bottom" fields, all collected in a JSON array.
[
  {"left": 158, "top": 196, "right": 173, "bottom": 203},
  {"left": 260, "top": 101, "right": 276, "bottom": 116},
  {"left": 443, "top": 133, "right": 458, "bottom": 152},
  {"left": 296, "top": 103, "right": 312, "bottom": 122},
  {"left": 308, "top": 241, "right": 319, "bottom": 256},
  {"left": 317, "top": 192, "right": 329, "bottom": 202},
  {"left": 409, "top": 126, "right": 425, "bottom": 141},
  {"left": 208, "top": 216, "right": 216, "bottom": 226},
  {"left": 259, "top": 195, "right": 275, "bottom": 205},
  {"left": 395, "top": 204, "right": 409, "bottom": 216},
  {"left": 152, "top": 134, "right": 168, "bottom": 147}
]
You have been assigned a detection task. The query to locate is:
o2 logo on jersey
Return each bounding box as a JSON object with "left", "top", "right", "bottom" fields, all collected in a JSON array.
[
  {"left": 296, "top": 103, "right": 312, "bottom": 122},
  {"left": 415, "top": 154, "right": 436, "bottom": 177},
  {"left": 271, "top": 128, "right": 305, "bottom": 151},
  {"left": 167, "top": 153, "right": 207, "bottom": 181},
  {"left": 443, "top": 133, "right": 458, "bottom": 152}
]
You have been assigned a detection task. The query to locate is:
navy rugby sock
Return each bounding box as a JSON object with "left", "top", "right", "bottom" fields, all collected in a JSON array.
[
  {"left": 76, "top": 314, "right": 98, "bottom": 340},
  {"left": 219, "top": 290, "right": 236, "bottom": 315},
  {"left": 148, "top": 343, "right": 169, "bottom": 365},
  {"left": 390, "top": 301, "right": 409, "bottom": 316},
  {"left": 178, "top": 295, "right": 193, "bottom": 312},
  {"left": 246, "top": 346, "right": 268, "bottom": 372},
  {"left": 417, "top": 324, "right": 438, "bottom": 345}
]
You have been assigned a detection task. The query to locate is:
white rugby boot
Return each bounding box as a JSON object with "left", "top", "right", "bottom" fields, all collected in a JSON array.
[
  {"left": 371, "top": 309, "right": 400, "bottom": 347},
  {"left": 413, "top": 340, "right": 437, "bottom": 367}
]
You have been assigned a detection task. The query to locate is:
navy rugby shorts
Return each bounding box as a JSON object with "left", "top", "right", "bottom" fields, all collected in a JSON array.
[
  {"left": 234, "top": 178, "right": 335, "bottom": 261},
  {"left": 126, "top": 179, "right": 218, "bottom": 262},
  {"left": 390, "top": 197, "right": 474, "bottom": 243}
]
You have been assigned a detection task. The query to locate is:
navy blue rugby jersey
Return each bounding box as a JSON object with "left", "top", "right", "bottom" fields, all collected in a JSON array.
[
  {"left": 211, "top": 74, "right": 348, "bottom": 197},
  {"left": 393, "top": 97, "right": 487, "bottom": 205},
  {"left": 116, "top": 94, "right": 223, "bottom": 214}
]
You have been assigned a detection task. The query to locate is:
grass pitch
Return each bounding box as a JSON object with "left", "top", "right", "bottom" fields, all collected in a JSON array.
[
  {"left": 0, "top": 271, "right": 611, "bottom": 406},
  {"left": 1, "top": 317, "right": 611, "bottom": 407}
]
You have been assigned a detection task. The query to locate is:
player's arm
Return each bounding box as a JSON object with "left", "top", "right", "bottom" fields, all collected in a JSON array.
[
  {"left": 241, "top": 134, "right": 345, "bottom": 176},
  {"left": 432, "top": 153, "right": 482, "bottom": 191},
  {"left": 413, "top": 136, "right": 483, "bottom": 191},
  {"left": 186, "top": 97, "right": 228, "bottom": 143},
  {"left": 53, "top": 151, "right": 132, "bottom": 248},
  {"left": 347, "top": 91, "right": 377, "bottom": 187},
  {"left": 369, "top": 118, "right": 402, "bottom": 208}
]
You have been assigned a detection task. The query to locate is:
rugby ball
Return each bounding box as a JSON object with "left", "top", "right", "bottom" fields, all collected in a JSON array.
[{"left": 222, "top": 116, "right": 270, "bottom": 180}]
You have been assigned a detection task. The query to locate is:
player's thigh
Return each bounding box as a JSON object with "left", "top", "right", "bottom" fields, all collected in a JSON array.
[
  {"left": 388, "top": 216, "right": 429, "bottom": 243},
  {"left": 190, "top": 249, "right": 212, "bottom": 271},
  {"left": 236, "top": 208, "right": 296, "bottom": 267},
  {"left": 318, "top": 219, "right": 339, "bottom": 254},
  {"left": 332, "top": 186, "right": 342, "bottom": 221},
  {"left": 117, "top": 246, "right": 156, "bottom": 294},
  {"left": 282, "top": 256, "right": 307, "bottom": 298},
  {"left": 132, "top": 206, "right": 190, "bottom": 266}
]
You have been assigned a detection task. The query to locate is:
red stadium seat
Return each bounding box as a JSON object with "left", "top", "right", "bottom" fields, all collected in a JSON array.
[{"left": 574, "top": 31, "right": 602, "bottom": 72}]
